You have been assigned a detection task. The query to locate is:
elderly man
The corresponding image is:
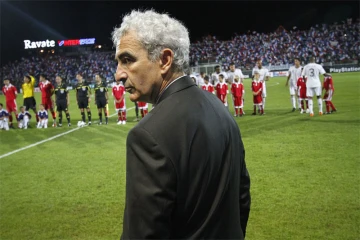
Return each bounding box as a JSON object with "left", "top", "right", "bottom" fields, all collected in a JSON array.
[{"left": 112, "top": 10, "right": 251, "bottom": 239}]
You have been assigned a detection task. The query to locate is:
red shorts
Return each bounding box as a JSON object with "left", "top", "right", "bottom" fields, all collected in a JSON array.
[
  {"left": 233, "top": 96, "right": 243, "bottom": 108},
  {"left": 253, "top": 95, "right": 262, "bottom": 105},
  {"left": 6, "top": 99, "right": 17, "bottom": 113},
  {"left": 115, "top": 100, "right": 126, "bottom": 111},
  {"left": 42, "top": 98, "right": 53, "bottom": 110},
  {"left": 217, "top": 94, "right": 226, "bottom": 103},
  {"left": 324, "top": 89, "right": 334, "bottom": 101},
  {"left": 138, "top": 101, "right": 148, "bottom": 109},
  {"left": 298, "top": 90, "right": 307, "bottom": 99}
]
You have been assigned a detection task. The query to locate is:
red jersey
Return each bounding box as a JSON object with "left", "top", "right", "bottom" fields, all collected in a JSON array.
[
  {"left": 323, "top": 76, "right": 334, "bottom": 91},
  {"left": 39, "top": 80, "right": 54, "bottom": 99},
  {"left": 201, "top": 83, "right": 214, "bottom": 93},
  {"left": 251, "top": 80, "right": 262, "bottom": 95},
  {"left": 297, "top": 77, "right": 307, "bottom": 98},
  {"left": 2, "top": 84, "right": 17, "bottom": 102},
  {"left": 215, "top": 82, "right": 228, "bottom": 95},
  {"left": 112, "top": 84, "right": 125, "bottom": 100},
  {"left": 231, "top": 83, "right": 244, "bottom": 97}
]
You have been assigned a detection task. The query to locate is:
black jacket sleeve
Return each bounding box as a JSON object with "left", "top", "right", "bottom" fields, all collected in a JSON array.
[
  {"left": 121, "top": 126, "right": 177, "bottom": 239},
  {"left": 239, "top": 147, "right": 251, "bottom": 238}
]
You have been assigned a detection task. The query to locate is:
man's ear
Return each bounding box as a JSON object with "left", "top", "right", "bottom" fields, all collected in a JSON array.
[{"left": 159, "top": 48, "right": 174, "bottom": 74}]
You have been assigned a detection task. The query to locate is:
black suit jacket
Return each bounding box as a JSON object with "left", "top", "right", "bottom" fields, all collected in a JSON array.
[{"left": 121, "top": 76, "right": 251, "bottom": 239}]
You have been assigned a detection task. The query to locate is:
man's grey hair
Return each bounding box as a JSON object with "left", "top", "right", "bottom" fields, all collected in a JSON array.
[{"left": 112, "top": 9, "right": 190, "bottom": 73}]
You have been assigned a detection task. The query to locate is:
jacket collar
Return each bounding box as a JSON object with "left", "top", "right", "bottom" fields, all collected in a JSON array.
[{"left": 155, "top": 75, "right": 195, "bottom": 105}]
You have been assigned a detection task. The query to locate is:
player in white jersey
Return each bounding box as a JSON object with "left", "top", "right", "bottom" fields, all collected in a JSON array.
[
  {"left": 196, "top": 72, "right": 206, "bottom": 87},
  {"left": 211, "top": 65, "right": 228, "bottom": 85},
  {"left": 301, "top": 57, "right": 331, "bottom": 116},
  {"left": 227, "top": 63, "right": 244, "bottom": 83},
  {"left": 286, "top": 58, "right": 302, "bottom": 112},
  {"left": 0, "top": 103, "right": 10, "bottom": 131},
  {"left": 252, "top": 59, "right": 270, "bottom": 110}
]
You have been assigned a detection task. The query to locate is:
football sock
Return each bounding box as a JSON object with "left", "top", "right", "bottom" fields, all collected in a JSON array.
[
  {"left": 99, "top": 112, "right": 103, "bottom": 122},
  {"left": 59, "top": 112, "right": 63, "bottom": 124},
  {"left": 262, "top": 98, "right": 266, "bottom": 110},
  {"left": 301, "top": 100, "right": 304, "bottom": 110},
  {"left": 291, "top": 95, "right": 296, "bottom": 108},
  {"left": 66, "top": 112, "right": 70, "bottom": 123},
  {"left": 144, "top": 109, "right": 148, "bottom": 115},
  {"left": 235, "top": 108, "right": 239, "bottom": 115},
  {"left": 141, "top": 109, "right": 144, "bottom": 118},
  {"left": 81, "top": 112, "right": 85, "bottom": 122},
  {"left": 330, "top": 101, "right": 336, "bottom": 110},
  {"left": 240, "top": 108, "right": 243, "bottom": 115},
  {"left": 317, "top": 98, "right": 323, "bottom": 113},
  {"left": 308, "top": 99, "right": 313, "bottom": 113},
  {"left": 123, "top": 111, "right": 127, "bottom": 121},
  {"left": 325, "top": 101, "right": 330, "bottom": 112},
  {"left": 9, "top": 115, "right": 13, "bottom": 123},
  {"left": 118, "top": 111, "right": 122, "bottom": 121},
  {"left": 51, "top": 110, "right": 56, "bottom": 120},
  {"left": 306, "top": 100, "right": 309, "bottom": 109},
  {"left": 87, "top": 111, "right": 91, "bottom": 122}
]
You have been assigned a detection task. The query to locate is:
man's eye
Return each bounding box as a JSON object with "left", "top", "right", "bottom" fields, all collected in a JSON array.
[{"left": 122, "top": 57, "right": 132, "bottom": 64}]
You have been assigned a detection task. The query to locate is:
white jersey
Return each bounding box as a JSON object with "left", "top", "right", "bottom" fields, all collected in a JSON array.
[
  {"left": 196, "top": 76, "right": 205, "bottom": 86},
  {"left": 301, "top": 63, "right": 326, "bottom": 88},
  {"left": 227, "top": 69, "right": 244, "bottom": 83},
  {"left": 288, "top": 65, "right": 302, "bottom": 86},
  {"left": 252, "top": 67, "right": 269, "bottom": 89},
  {"left": 211, "top": 72, "right": 228, "bottom": 85}
]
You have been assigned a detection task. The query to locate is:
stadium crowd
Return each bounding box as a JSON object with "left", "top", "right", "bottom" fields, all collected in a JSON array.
[{"left": 1, "top": 19, "right": 359, "bottom": 88}]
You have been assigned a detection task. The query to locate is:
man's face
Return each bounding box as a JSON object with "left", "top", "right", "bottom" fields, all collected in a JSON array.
[
  {"left": 40, "top": 76, "right": 45, "bottom": 82},
  {"left": 115, "top": 31, "right": 162, "bottom": 103},
  {"left": 215, "top": 67, "right": 220, "bottom": 73},
  {"left": 294, "top": 59, "right": 300, "bottom": 66},
  {"left": 55, "top": 77, "right": 61, "bottom": 85},
  {"left": 256, "top": 61, "right": 262, "bottom": 68},
  {"left": 95, "top": 75, "right": 101, "bottom": 83},
  {"left": 77, "top": 75, "right": 83, "bottom": 83},
  {"left": 4, "top": 80, "right": 9, "bottom": 86},
  {"left": 229, "top": 65, "right": 235, "bottom": 72},
  {"left": 24, "top": 77, "right": 30, "bottom": 83}
]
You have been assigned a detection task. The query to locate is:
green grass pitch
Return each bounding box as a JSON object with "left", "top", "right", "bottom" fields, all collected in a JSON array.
[{"left": 0, "top": 72, "right": 359, "bottom": 239}]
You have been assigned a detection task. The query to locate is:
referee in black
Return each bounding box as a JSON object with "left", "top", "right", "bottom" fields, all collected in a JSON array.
[
  {"left": 75, "top": 73, "right": 92, "bottom": 125},
  {"left": 54, "top": 75, "right": 71, "bottom": 127},
  {"left": 94, "top": 74, "right": 109, "bottom": 125}
]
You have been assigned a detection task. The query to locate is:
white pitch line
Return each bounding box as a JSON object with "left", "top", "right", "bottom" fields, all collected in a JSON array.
[{"left": 0, "top": 106, "right": 135, "bottom": 159}]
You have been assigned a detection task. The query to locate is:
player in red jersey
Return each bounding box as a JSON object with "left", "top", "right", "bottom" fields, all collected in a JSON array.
[
  {"left": 112, "top": 79, "right": 127, "bottom": 124},
  {"left": 323, "top": 76, "right": 337, "bottom": 114},
  {"left": 201, "top": 76, "right": 215, "bottom": 94},
  {"left": 2, "top": 78, "right": 18, "bottom": 128},
  {"left": 39, "top": 74, "right": 57, "bottom": 126},
  {"left": 231, "top": 75, "right": 245, "bottom": 117},
  {"left": 215, "top": 74, "right": 228, "bottom": 107},
  {"left": 297, "top": 75, "right": 309, "bottom": 114},
  {"left": 252, "top": 70, "right": 264, "bottom": 115},
  {"left": 137, "top": 101, "right": 148, "bottom": 118}
]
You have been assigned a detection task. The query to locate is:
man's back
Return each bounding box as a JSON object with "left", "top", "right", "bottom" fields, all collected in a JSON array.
[
  {"left": 302, "top": 63, "right": 325, "bottom": 88},
  {"left": 123, "top": 77, "right": 251, "bottom": 239}
]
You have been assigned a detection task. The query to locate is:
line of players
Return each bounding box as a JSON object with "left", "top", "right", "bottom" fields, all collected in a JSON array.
[
  {"left": 0, "top": 73, "right": 149, "bottom": 130},
  {"left": 192, "top": 61, "right": 270, "bottom": 116},
  {"left": 286, "top": 57, "right": 337, "bottom": 116}
]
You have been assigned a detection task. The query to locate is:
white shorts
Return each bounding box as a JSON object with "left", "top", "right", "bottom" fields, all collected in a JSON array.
[
  {"left": 289, "top": 86, "right": 297, "bottom": 95},
  {"left": 306, "top": 87, "right": 322, "bottom": 98}
]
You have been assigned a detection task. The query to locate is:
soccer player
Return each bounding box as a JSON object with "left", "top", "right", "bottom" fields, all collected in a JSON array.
[
  {"left": 201, "top": 76, "right": 215, "bottom": 94},
  {"left": 39, "top": 74, "right": 56, "bottom": 126},
  {"left": 227, "top": 63, "right": 244, "bottom": 84},
  {"left": 22, "top": 74, "right": 38, "bottom": 123},
  {"left": 296, "top": 75, "right": 309, "bottom": 114},
  {"left": 17, "top": 106, "right": 32, "bottom": 129},
  {"left": 112, "top": 79, "right": 127, "bottom": 125},
  {"left": 215, "top": 74, "right": 228, "bottom": 107},
  {"left": 54, "top": 75, "right": 71, "bottom": 127},
  {"left": 252, "top": 59, "right": 270, "bottom": 110},
  {"left": 323, "top": 76, "right": 337, "bottom": 114},
  {"left": 196, "top": 72, "right": 206, "bottom": 86},
  {"left": 37, "top": 104, "right": 48, "bottom": 129},
  {"left": 301, "top": 57, "right": 331, "bottom": 116},
  {"left": 2, "top": 78, "right": 18, "bottom": 128},
  {"left": 211, "top": 65, "right": 228, "bottom": 85},
  {"left": 0, "top": 103, "right": 10, "bottom": 131},
  {"left": 252, "top": 70, "right": 264, "bottom": 115},
  {"left": 138, "top": 101, "right": 148, "bottom": 118},
  {"left": 286, "top": 58, "right": 302, "bottom": 111},
  {"left": 231, "top": 75, "right": 245, "bottom": 117},
  {"left": 75, "top": 73, "right": 92, "bottom": 125},
  {"left": 94, "top": 74, "right": 109, "bottom": 125}
]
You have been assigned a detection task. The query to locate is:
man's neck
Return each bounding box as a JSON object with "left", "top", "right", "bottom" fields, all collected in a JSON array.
[{"left": 152, "top": 71, "right": 185, "bottom": 104}]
